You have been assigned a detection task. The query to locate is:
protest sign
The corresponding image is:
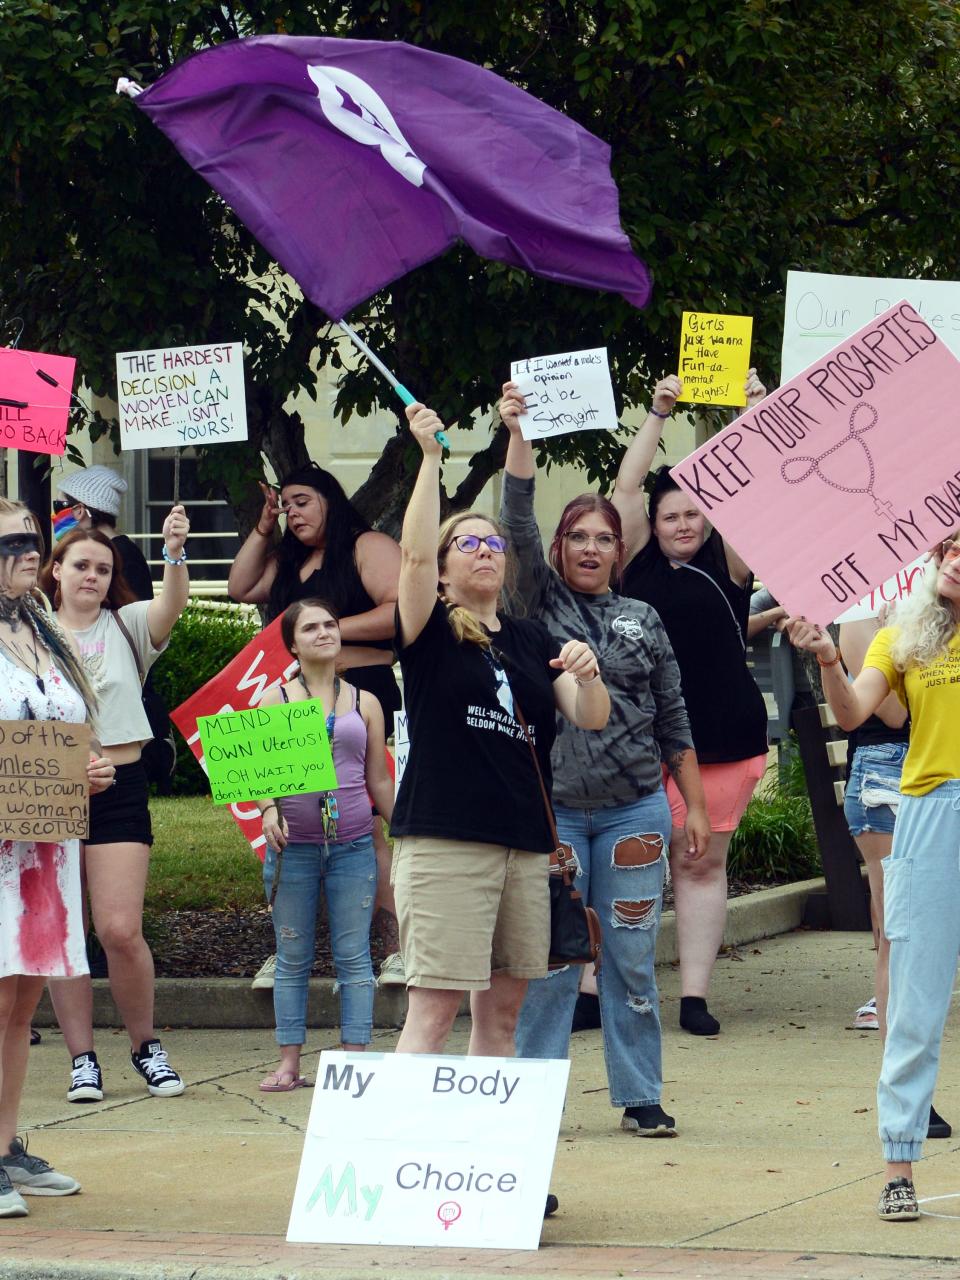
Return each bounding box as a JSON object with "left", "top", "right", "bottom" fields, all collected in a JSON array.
[
  {"left": 670, "top": 300, "right": 960, "bottom": 625},
  {"left": 393, "top": 710, "right": 409, "bottom": 799},
  {"left": 287, "top": 1052, "right": 569, "bottom": 1249},
  {"left": 0, "top": 720, "right": 90, "bottom": 842},
  {"left": 116, "top": 342, "right": 247, "bottom": 449},
  {"left": 510, "top": 348, "right": 617, "bottom": 440},
  {"left": 0, "top": 348, "right": 76, "bottom": 456},
  {"left": 197, "top": 701, "right": 337, "bottom": 805},
  {"left": 677, "top": 312, "right": 753, "bottom": 406},
  {"left": 782, "top": 271, "right": 960, "bottom": 383},
  {"left": 833, "top": 554, "right": 930, "bottom": 624}
]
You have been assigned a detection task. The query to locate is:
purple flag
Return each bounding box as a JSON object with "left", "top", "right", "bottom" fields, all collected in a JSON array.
[{"left": 135, "top": 36, "right": 651, "bottom": 318}]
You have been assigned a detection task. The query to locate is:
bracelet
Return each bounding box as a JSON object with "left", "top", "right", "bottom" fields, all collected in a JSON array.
[
  {"left": 254, "top": 523, "right": 271, "bottom": 537},
  {"left": 817, "top": 648, "right": 842, "bottom": 668},
  {"left": 649, "top": 408, "right": 671, "bottom": 419},
  {"left": 575, "top": 670, "right": 602, "bottom": 687},
  {"left": 260, "top": 803, "right": 278, "bottom": 816},
  {"left": 162, "top": 545, "right": 188, "bottom": 566}
]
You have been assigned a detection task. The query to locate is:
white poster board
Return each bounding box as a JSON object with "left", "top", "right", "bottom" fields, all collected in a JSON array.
[
  {"left": 510, "top": 348, "right": 617, "bottom": 439},
  {"left": 287, "top": 1052, "right": 569, "bottom": 1249},
  {"left": 782, "top": 271, "right": 960, "bottom": 383},
  {"left": 116, "top": 341, "right": 247, "bottom": 449},
  {"left": 392, "top": 710, "right": 409, "bottom": 800},
  {"left": 833, "top": 554, "right": 930, "bottom": 623}
]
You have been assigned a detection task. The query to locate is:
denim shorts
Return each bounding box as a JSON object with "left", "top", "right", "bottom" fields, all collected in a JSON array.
[{"left": 843, "top": 741, "right": 907, "bottom": 836}]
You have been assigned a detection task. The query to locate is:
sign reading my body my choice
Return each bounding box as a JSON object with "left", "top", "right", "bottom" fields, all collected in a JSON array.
[
  {"left": 116, "top": 341, "right": 247, "bottom": 449},
  {"left": 670, "top": 300, "right": 960, "bottom": 625},
  {"left": 287, "top": 1053, "right": 569, "bottom": 1250},
  {"left": 197, "top": 701, "right": 337, "bottom": 805}
]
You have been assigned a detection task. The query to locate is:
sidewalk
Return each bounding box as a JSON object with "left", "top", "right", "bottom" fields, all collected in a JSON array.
[{"left": 6, "top": 928, "right": 960, "bottom": 1279}]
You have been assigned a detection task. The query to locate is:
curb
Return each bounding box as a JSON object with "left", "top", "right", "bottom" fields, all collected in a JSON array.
[{"left": 32, "top": 877, "right": 823, "bottom": 1030}]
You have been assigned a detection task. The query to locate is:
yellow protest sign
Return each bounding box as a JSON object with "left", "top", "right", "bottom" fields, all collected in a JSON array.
[
  {"left": 0, "top": 719, "right": 90, "bottom": 842},
  {"left": 677, "top": 312, "right": 754, "bottom": 406}
]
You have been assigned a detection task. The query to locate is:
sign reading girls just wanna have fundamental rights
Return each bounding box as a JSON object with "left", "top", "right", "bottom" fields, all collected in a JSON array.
[{"left": 670, "top": 300, "right": 960, "bottom": 625}]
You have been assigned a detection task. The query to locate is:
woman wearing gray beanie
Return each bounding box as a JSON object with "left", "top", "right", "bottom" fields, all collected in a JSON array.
[{"left": 55, "top": 467, "right": 153, "bottom": 601}]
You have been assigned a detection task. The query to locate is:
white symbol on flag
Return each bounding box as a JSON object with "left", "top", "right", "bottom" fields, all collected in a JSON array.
[{"left": 308, "top": 64, "right": 426, "bottom": 187}]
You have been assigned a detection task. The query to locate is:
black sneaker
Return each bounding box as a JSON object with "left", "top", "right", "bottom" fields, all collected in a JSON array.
[
  {"left": 544, "top": 1193, "right": 559, "bottom": 1218},
  {"left": 130, "top": 1040, "right": 185, "bottom": 1097},
  {"left": 679, "top": 996, "right": 720, "bottom": 1036},
  {"left": 877, "top": 1176, "right": 919, "bottom": 1221},
  {"left": 928, "top": 1104, "right": 952, "bottom": 1139},
  {"left": 67, "top": 1052, "right": 103, "bottom": 1103},
  {"left": 621, "top": 1103, "right": 677, "bottom": 1137}
]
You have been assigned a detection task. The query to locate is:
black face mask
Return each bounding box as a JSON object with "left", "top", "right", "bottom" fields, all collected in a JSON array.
[{"left": 0, "top": 532, "right": 42, "bottom": 559}]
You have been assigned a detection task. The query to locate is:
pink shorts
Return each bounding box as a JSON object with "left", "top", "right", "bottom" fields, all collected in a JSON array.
[{"left": 663, "top": 754, "right": 767, "bottom": 833}]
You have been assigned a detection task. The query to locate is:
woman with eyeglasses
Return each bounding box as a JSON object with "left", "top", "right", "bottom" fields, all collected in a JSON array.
[
  {"left": 787, "top": 533, "right": 960, "bottom": 1222},
  {"left": 392, "top": 404, "right": 609, "bottom": 1059},
  {"left": 252, "top": 597, "right": 394, "bottom": 1091},
  {"left": 228, "top": 463, "right": 405, "bottom": 986},
  {"left": 616, "top": 371, "right": 769, "bottom": 1037},
  {"left": 498, "top": 380, "right": 709, "bottom": 1138},
  {"left": 0, "top": 499, "right": 114, "bottom": 1216}
]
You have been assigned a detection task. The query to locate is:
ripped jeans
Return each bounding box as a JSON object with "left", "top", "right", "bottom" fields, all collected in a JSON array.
[
  {"left": 263, "top": 836, "right": 377, "bottom": 1046},
  {"left": 516, "top": 790, "right": 671, "bottom": 1108}
]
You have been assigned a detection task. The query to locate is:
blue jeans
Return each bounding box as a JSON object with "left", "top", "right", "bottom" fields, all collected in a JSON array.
[
  {"left": 263, "top": 836, "right": 377, "bottom": 1046},
  {"left": 843, "top": 741, "right": 906, "bottom": 837},
  {"left": 516, "top": 791, "right": 671, "bottom": 1108},
  {"left": 879, "top": 782, "right": 960, "bottom": 1162}
]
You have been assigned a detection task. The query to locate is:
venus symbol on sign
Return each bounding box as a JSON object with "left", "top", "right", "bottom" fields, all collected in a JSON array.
[
  {"left": 779, "top": 401, "right": 897, "bottom": 521},
  {"left": 437, "top": 1201, "right": 462, "bottom": 1231}
]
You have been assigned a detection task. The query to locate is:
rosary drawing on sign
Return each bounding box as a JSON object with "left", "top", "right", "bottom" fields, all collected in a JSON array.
[{"left": 780, "top": 401, "right": 897, "bottom": 522}]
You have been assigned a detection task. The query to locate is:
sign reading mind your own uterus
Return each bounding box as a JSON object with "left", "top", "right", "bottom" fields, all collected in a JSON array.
[{"left": 670, "top": 300, "right": 960, "bottom": 625}]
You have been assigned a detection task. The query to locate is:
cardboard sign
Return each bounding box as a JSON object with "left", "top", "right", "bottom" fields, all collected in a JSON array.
[
  {"left": 834, "top": 554, "right": 930, "bottom": 624},
  {"left": 0, "top": 720, "right": 90, "bottom": 841},
  {"left": 197, "top": 700, "right": 337, "bottom": 804},
  {"left": 0, "top": 348, "right": 76, "bottom": 456},
  {"left": 782, "top": 271, "right": 960, "bottom": 383},
  {"left": 510, "top": 348, "right": 617, "bottom": 439},
  {"left": 677, "top": 312, "right": 753, "bottom": 406},
  {"left": 116, "top": 342, "right": 247, "bottom": 449},
  {"left": 288, "top": 1052, "right": 569, "bottom": 1249},
  {"left": 670, "top": 300, "right": 960, "bottom": 624},
  {"left": 393, "top": 709, "right": 409, "bottom": 799}
]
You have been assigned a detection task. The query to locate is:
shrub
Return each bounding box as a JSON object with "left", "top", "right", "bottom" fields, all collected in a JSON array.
[
  {"left": 727, "top": 737, "right": 821, "bottom": 883},
  {"left": 151, "top": 601, "right": 259, "bottom": 795}
]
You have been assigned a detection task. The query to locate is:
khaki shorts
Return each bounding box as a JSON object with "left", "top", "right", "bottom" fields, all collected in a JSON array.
[{"left": 390, "top": 836, "right": 550, "bottom": 990}]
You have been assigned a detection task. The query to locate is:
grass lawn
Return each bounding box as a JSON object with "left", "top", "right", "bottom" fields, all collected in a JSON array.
[{"left": 147, "top": 796, "right": 264, "bottom": 913}]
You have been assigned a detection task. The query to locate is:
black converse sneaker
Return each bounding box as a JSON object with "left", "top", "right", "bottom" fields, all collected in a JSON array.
[
  {"left": 67, "top": 1052, "right": 103, "bottom": 1103},
  {"left": 130, "top": 1040, "right": 185, "bottom": 1097}
]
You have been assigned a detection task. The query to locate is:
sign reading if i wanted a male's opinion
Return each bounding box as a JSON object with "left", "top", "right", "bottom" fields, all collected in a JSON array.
[
  {"left": 669, "top": 299, "right": 960, "bottom": 625},
  {"left": 0, "top": 719, "right": 91, "bottom": 842},
  {"left": 197, "top": 701, "right": 337, "bottom": 805},
  {"left": 509, "top": 347, "right": 618, "bottom": 440},
  {"left": 115, "top": 341, "right": 247, "bottom": 450}
]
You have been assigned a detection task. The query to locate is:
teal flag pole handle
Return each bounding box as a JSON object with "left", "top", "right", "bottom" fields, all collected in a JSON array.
[{"left": 337, "top": 320, "right": 449, "bottom": 449}]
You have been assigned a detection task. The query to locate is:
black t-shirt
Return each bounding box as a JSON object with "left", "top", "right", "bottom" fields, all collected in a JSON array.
[
  {"left": 113, "top": 534, "right": 154, "bottom": 602},
  {"left": 621, "top": 531, "right": 768, "bottom": 763},
  {"left": 391, "top": 600, "right": 562, "bottom": 852}
]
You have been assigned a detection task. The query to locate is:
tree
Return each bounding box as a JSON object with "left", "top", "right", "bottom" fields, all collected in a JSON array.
[{"left": 3, "top": 0, "right": 960, "bottom": 534}]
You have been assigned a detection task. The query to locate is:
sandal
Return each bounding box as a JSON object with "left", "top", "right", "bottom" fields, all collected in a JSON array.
[{"left": 259, "top": 1071, "right": 310, "bottom": 1093}]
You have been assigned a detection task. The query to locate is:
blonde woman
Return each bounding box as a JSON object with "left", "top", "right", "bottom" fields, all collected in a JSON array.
[{"left": 788, "top": 532, "right": 960, "bottom": 1222}]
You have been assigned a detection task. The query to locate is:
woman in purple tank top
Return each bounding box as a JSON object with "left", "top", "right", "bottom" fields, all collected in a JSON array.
[{"left": 253, "top": 598, "right": 395, "bottom": 1092}]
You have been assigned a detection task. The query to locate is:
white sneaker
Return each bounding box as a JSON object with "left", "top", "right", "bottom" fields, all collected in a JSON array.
[
  {"left": 850, "top": 996, "right": 879, "bottom": 1030},
  {"left": 0, "top": 1168, "right": 28, "bottom": 1216},
  {"left": 378, "top": 952, "right": 406, "bottom": 986},
  {"left": 251, "top": 954, "right": 276, "bottom": 991}
]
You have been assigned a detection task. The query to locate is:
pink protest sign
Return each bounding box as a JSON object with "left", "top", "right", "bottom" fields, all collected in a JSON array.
[
  {"left": 0, "top": 348, "right": 76, "bottom": 456},
  {"left": 670, "top": 300, "right": 960, "bottom": 624}
]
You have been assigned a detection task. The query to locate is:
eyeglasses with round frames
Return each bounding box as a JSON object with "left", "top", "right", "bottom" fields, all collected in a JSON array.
[
  {"left": 448, "top": 534, "right": 507, "bottom": 554},
  {"left": 563, "top": 531, "right": 619, "bottom": 552}
]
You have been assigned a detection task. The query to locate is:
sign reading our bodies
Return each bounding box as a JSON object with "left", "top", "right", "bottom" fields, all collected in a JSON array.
[
  {"left": 287, "top": 1052, "right": 569, "bottom": 1249},
  {"left": 0, "top": 348, "right": 76, "bottom": 455},
  {"left": 116, "top": 342, "right": 247, "bottom": 449},
  {"left": 677, "top": 312, "right": 753, "bottom": 407},
  {"left": 510, "top": 347, "right": 617, "bottom": 439},
  {"left": 670, "top": 300, "right": 960, "bottom": 625},
  {"left": 0, "top": 720, "right": 91, "bottom": 842},
  {"left": 197, "top": 701, "right": 337, "bottom": 805}
]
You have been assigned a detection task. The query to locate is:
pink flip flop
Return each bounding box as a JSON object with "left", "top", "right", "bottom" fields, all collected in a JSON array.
[{"left": 259, "top": 1071, "right": 311, "bottom": 1093}]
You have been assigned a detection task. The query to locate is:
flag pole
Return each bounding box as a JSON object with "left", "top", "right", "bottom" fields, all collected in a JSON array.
[{"left": 336, "top": 320, "right": 449, "bottom": 448}]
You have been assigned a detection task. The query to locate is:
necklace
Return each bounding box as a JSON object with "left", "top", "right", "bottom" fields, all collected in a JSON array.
[
  {"left": 0, "top": 618, "right": 45, "bottom": 692},
  {"left": 0, "top": 593, "right": 25, "bottom": 632},
  {"left": 297, "top": 671, "right": 340, "bottom": 740}
]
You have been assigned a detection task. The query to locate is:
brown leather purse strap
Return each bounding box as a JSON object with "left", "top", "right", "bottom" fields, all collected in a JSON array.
[{"left": 509, "top": 689, "right": 579, "bottom": 883}]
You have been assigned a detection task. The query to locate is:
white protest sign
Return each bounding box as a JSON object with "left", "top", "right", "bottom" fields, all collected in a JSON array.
[
  {"left": 510, "top": 347, "right": 617, "bottom": 439},
  {"left": 287, "top": 1052, "right": 569, "bottom": 1249},
  {"left": 782, "top": 271, "right": 960, "bottom": 383},
  {"left": 833, "top": 554, "right": 930, "bottom": 624},
  {"left": 393, "top": 710, "right": 409, "bottom": 800},
  {"left": 116, "top": 341, "right": 247, "bottom": 449}
]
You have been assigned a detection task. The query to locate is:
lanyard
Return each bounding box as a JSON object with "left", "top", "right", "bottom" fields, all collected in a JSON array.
[{"left": 298, "top": 672, "right": 340, "bottom": 840}]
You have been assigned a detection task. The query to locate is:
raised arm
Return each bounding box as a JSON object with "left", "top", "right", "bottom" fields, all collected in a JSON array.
[
  {"left": 722, "top": 369, "right": 767, "bottom": 588},
  {"left": 497, "top": 381, "right": 550, "bottom": 617},
  {"left": 227, "top": 482, "right": 281, "bottom": 603},
  {"left": 787, "top": 618, "right": 892, "bottom": 731},
  {"left": 146, "top": 505, "right": 190, "bottom": 648},
  {"left": 397, "top": 403, "right": 446, "bottom": 647},
  {"left": 612, "top": 375, "right": 681, "bottom": 560}
]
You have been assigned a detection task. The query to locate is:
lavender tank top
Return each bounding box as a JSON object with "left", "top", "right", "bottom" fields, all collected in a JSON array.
[{"left": 280, "top": 686, "right": 372, "bottom": 844}]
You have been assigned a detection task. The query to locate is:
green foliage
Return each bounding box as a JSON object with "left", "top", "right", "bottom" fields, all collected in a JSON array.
[
  {"left": 728, "top": 740, "right": 820, "bottom": 882},
  {"left": 150, "top": 602, "right": 259, "bottom": 794},
  {"left": 145, "top": 796, "right": 263, "bottom": 911}
]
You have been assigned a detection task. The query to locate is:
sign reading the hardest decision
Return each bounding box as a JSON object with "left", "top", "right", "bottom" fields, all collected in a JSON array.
[
  {"left": 670, "top": 300, "right": 960, "bottom": 625},
  {"left": 116, "top": 342, "right": 247, "bottom": 449},
  {"left": 197, "top": 701, "right": 337, "bottom": 805},
  {"left": 677, "top": 312, "right": 753, "bottom": 407},
  {"left": 287, "top": 1052, "right": 569, "bottom": 1250},
  {"left": 0, "top": 348, "right": 77, "bottom": 456},
  {"left": 0, "top": 720, "right": 91, "bottom": 842},
  {"left": 509, "top": 348, "right": 617, "bottom": 439}
]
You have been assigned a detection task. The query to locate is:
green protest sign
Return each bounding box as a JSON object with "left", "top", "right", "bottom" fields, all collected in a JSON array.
[{"left": 197, "top": 701, "right": 337, "bottom": 805}]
